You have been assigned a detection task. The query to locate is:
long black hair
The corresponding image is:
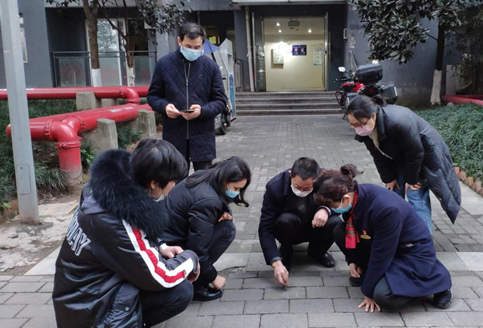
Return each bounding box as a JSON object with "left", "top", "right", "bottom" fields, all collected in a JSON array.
[
  {"left": 186, "top": 156, "right": 252, "bottom": 207},
  {"left": 346, "top": 95, "right": 385, "bottom": 121},
  {"left": 130, "top": 138, "right": 188, "bottom": 189}
]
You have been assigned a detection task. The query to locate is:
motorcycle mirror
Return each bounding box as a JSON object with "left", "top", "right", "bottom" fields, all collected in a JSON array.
[{"left": 338, "top": 67, "right": 346, "bottom": 73}]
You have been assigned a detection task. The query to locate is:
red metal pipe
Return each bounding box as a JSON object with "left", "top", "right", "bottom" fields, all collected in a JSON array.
[
  {"left": 441, "top": 95, "right": 483, "bottom": 107},
  {"left": 130, "top": 86, "right": 149, "bottom": 97},
  {"left": 6, "top": 104, "right": 151, "bottom": 182},
  {"left": 0, "top": 86, "right": 141, "bottom": 104}
]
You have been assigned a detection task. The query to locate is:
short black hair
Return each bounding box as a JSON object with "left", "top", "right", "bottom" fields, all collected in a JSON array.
[
  {"left": 130, "top": 138, "right": 188, "bottom": 189},
  {"left": 186, "top": 156, "right": 252, "bottom": 207},
  {"left": 346, "top": 95, "right": 385, "bottom": 121},
  {"left": 290, "top": 157, "right": 319, "bottom": 180},
  {"left": 179, "top": 22, "right": 206, "bottom": 43}
]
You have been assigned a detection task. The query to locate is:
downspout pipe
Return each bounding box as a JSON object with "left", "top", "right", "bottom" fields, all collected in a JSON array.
[{"left": 245, "top": 6, "right": 255, "bottom": 92}]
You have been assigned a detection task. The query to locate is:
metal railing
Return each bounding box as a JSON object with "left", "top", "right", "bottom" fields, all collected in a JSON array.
[{"left": 51, "top": 50, "right": 157, "bottom": 87}]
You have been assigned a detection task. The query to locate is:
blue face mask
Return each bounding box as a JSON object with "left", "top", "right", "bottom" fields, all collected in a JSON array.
[
  {"left": 225, "top": 188, "right": 240, "bottom": 199},
  {"left": 331, "top": 196, "right": 352, "bottom": 214},
  {"left": 180, "top": 46, "right": 203, "bottom": 62}
]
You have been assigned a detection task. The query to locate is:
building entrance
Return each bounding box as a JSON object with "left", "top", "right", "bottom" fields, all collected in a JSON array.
[{"left": 262, "top": 17, "right": 327, "bottom": 92}]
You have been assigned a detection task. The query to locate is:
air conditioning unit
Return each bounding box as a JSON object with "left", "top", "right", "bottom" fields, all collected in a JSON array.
[{"left": 288, "top": 20, "right": 300, "bottom": 28}]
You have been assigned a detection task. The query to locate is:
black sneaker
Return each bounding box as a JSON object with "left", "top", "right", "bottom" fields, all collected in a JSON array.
[
  {"left": 431, "top": 289, "right": 453, "bottom": 309},
  {"left": 308, "top": 251, "right": 335, "bottom": 268},
  {"left": 349, "top": 276, "right": 363, "bottom": 287},
  {"left": 193, "top": 286, "right": 223, "bottom": 302}
]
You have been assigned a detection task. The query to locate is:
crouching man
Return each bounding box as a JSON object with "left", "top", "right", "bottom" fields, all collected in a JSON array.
[{"left": 258, "top": 157, "right": 342, "bottom": 287}]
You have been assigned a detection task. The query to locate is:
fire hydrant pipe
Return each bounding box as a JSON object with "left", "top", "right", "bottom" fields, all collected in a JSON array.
[
  {"left": 0, "top": 86, "right": 141, "bottom": 104},
  {"left": 6, "top": 104, "right": 151, "bottom": 183},
  {"left": 130, "top": 86, "right": 149, "bottom": 97},
  {"left": 441, "top": 95, "right": 483, "bottom": 107}
]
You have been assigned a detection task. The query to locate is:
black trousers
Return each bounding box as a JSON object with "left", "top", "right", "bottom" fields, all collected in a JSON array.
[
  {"left": 185, "top": 140, "right": 212, "bottom": 173},
  {"left": 333, "top": 223, "right": 420, "bottom": 311},
  {"left": 274, "top": 212, "right": 342, "bottom": 259},
  {"left": 140, "top": 280, "right": 193, "bottom": 327},
  {"left": 195, "top": 220, "right": 236, "bottom": 287}
]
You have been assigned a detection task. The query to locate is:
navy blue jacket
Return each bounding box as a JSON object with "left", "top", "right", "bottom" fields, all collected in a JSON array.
[
  {"left": 259, "top": 170, "right": 331, "bottom": 265},
  {"left": 356, "top": 105, "right": 461, "bottom": 223},
  {"left": 347, "top": 184, "right": 451, "bottom": 299},
  {"left": 147, "top": 49, "right": 227, "bottom": 161}
]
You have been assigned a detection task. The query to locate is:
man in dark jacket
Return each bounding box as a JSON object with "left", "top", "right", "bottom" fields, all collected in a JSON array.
[
  {"left": 259, "top": 157, "right": 342, "bottom": 287},
  {"left": 148, "top": 22, "right": 227, "bottom": 171},
  {"left": 53, "top": 142, "right": 200, "bottom": 328}
]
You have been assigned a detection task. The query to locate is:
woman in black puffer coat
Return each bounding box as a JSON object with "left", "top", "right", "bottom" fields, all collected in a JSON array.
[
  {"left": 162, "top": 156, "right": 251, "bottom": 302},
  {"left": 346, "top": 95, "right": 461, "bottom": 231}
]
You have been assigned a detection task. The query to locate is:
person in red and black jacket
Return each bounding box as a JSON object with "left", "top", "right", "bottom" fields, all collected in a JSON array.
[{"left": 53, "top": 139, "right": 200, "bottom": 328}]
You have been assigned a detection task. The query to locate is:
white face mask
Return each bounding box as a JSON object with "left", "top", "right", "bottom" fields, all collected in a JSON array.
[{"left": 291, "top": 184, "right": 312, "bottom": 198}]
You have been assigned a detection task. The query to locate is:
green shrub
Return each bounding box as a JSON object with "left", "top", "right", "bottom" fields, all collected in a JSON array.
[
  {"left": 0, "top": 100, "right": 76, "bottom": 204},
  {"left": 34, "top": 162, "right": 69, "bottom": 193},
  {"left": 81, "top": 143, "right": 96, "bottom": 172},
  {"left": 117, "top": 126, "right": 142, "bottom": 149},
  {"left": 417, "top": 104, "right": 483, "bottom": 181}
]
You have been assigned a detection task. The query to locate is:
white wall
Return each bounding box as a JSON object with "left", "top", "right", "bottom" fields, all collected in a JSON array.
[{"left": 264, "top": 35, "right": 325, "bottom": 91}]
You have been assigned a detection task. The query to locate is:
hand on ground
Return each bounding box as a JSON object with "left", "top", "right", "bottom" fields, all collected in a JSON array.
[{"left": 358, "top": 296, "right": 381, "bottom": 313}]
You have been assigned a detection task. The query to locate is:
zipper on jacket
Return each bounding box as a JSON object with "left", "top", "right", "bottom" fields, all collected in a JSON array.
[{"left": 184, "top": 62, "right": 191, "bottom": 140}]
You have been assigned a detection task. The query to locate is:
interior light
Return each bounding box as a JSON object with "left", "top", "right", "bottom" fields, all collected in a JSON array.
[
  {"left": 308, "top": 29, "right": 312, "bottom": 33},
  {"left": 276, "top": 22, "right": 280, "bottom": 26},
  {"left": 278, "top": 29, "right": 282, "bottom": 33}
]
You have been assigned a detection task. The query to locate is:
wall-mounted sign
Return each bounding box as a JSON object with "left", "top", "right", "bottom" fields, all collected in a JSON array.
[
  {"left": 272, "top": 48, "right": 284, "bottom": 65},
  {"left": 314, "top": 47, "right": 324, "bottom": 66},
  {"left": 292, "top": 45, "right": 306, "bottom": 56}
]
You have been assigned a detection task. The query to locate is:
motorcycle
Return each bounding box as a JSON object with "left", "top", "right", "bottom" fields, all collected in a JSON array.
[
  {"left": 334, "top": 67, "right": 363, "bottom": 109},
  {"left": 336, "top": 63, "right": 398, "bottom": 114}
]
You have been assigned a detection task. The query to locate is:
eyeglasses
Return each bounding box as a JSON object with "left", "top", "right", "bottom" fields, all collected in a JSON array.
[{"left": 349, "top": 118, "right": 371, "bottom": 128}]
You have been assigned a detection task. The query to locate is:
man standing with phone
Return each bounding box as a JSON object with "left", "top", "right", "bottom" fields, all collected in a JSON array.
[{"left": 148, "top": 22, "right": 227, "bottom": 171}]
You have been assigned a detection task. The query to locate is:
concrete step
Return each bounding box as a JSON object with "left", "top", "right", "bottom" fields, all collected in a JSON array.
[
  {"left": 236, "top": 102, "right": 340, "bottom": 110},
  {"left": 237, "top": 108, "right": 342, "bottom": 116},
  {"left": 236, "top": 97, "right": 336, "bottom": 103},
  {"left": 236, "top": 92, "right": 334, "bottom": 98}
]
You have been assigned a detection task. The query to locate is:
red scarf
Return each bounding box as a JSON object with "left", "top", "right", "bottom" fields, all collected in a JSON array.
[{"left": 345, "top": 190, "right": 359, "bottom": 249}]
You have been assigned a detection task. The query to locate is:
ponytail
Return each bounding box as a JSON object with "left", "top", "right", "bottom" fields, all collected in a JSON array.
[{"left": 313, "top": 164, "right": 363, "bottom": 208}]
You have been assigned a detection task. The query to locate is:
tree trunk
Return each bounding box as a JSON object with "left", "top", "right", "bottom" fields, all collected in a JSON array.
[
  {"left": 430, "top": 25, "right": 445, "bottom": 105},
  {"left": 126, "top": 46, "right": 135, "bottom": 86},
  {"left": 83, "top": 1, "right": 102, "bottom": 87}
]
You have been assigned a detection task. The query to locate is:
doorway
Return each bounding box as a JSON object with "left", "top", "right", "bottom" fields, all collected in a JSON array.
[{"left": 263, "top": 17, "right": 327, "bottom": 91}]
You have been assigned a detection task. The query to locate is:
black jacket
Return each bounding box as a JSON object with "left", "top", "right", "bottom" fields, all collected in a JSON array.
[
  {"left": 147, "top": 49, "right": 227, "bottom": 162},
  {"left": 356, "top": 105, "right": 461, "bottom": 223},
  {"left": 258, "top": 170, "right": 332, "bottom": 265},
  {"left": 161, "top": 176, "right": 233, "bottom": 285},
  {"left": 53, "top": 149, "right": 199, "bottom": 328}
]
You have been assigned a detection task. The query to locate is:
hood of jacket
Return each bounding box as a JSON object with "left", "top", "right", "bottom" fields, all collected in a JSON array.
[{"left": 88, "top": 149, "right": 167, "bottom": 241}]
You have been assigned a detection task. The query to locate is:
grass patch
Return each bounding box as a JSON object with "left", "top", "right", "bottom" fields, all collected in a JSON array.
[
  {"left": 416, "top": 104, "right": 483, "bottom": 181},
  {"left": 117, "top": 126, "right": 142, "bottom": 150}
]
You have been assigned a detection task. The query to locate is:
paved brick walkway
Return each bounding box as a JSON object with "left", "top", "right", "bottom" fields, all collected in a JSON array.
[{"left": 1, "top": 115, "right": 483, "bottom": 328}]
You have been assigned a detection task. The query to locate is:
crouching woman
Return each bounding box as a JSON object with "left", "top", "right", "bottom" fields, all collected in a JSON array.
[
  {"left": 53, "top": 139, "right": 200, "bottom": 328},
  {"left": 313, "top": 164, "right": 453, "bottom": 312}
]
